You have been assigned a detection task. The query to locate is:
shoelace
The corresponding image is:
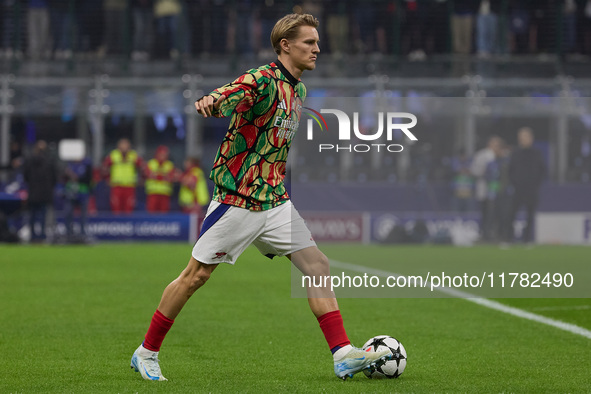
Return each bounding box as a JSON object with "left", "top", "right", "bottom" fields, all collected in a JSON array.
[{"left": 145, "top": 354, "right": 163, "bottom": 376}]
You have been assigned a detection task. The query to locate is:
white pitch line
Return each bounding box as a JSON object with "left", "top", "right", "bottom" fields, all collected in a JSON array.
[
  {"left": 329, "top": 259, "right": 591, "bottom": 340},
  {"left": 530, "top": 305, "right": 591, "bottom": 312}
]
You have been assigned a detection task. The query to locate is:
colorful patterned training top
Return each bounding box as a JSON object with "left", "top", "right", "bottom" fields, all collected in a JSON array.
[{"left": 207, "top": 60, "right": 306, "bottom": 211}]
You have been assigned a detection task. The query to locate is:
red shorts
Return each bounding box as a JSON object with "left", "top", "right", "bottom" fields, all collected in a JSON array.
[
  {"left": 147, "top": 194, "right": 170, "bottom": 213},
  {"left": 110, "top": 186, "right": 136, "bottom": 214}
]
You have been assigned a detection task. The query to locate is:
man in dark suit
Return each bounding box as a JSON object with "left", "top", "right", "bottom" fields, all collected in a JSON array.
[
  {"left": 507, "top": 127, "right": 546, "bottom": 244},
  {"left": 23, "top": 140, "right": 57, "bottom": 242}
]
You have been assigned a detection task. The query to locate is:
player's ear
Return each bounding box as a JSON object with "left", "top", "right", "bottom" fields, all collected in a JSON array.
[{"left": 280, "top": 38, "right": 290, "bottom": 54}]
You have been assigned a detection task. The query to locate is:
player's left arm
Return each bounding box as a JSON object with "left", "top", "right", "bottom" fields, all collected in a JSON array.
[{"left": 195, "top": 72, "right": 262, "bottom": 118}]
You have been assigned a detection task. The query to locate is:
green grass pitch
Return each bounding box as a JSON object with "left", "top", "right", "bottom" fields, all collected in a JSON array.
[{"left": 1, "top": 243, "right": 590, "bottom": 392}]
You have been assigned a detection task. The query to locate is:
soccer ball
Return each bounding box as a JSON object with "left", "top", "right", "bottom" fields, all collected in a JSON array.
[{"left": 362, "top": 335, "right": 407, "bottom": 379}]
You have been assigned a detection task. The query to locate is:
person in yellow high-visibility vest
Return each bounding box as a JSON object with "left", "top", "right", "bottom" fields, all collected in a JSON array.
[
  {"left": 102, "top": 138, "right": 144, "bottom": 214},
  {"left": 145, "top": 145, "right": 176, "bottom": 213},
  {"left": 178, "top": 157, "right": 210, "bottom": 214}
]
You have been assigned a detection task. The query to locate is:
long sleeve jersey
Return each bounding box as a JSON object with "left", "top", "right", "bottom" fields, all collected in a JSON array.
[{"left": 208, "top": 60, "right": 306, "bottom": 210}]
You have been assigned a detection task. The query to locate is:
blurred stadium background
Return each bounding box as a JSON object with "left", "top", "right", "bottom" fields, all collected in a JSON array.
[
  {"left": 1, "top": 2, "right": 591, "bottom": 391},
  {"left": 0, "top": 0, "right": 590, "bottom": 245}
]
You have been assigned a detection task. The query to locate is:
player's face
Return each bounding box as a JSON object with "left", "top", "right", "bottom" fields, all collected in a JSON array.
[{"left": 287, "top": 25, "right": 320, "bottom": 71}]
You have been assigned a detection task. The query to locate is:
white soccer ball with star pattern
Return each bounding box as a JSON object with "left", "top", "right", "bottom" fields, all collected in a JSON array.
[{"left": 362, "top": 335, "right": 407, "bottom": 379}]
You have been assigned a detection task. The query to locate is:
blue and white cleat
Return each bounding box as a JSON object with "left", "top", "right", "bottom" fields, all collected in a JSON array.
[
  {"left": 130, "top": 344, "right": 168, "bottom": 381},
  {"left": 334, "top": 346, "right": 392, "bottom": 380}
]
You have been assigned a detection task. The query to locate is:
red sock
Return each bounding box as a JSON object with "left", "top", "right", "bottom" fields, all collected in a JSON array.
[
  {"left": 317, "top": 310, "right": 351, "bottom": 351},
  {"left": 143, "top": 310, "right": 174, "bottom": 352}
]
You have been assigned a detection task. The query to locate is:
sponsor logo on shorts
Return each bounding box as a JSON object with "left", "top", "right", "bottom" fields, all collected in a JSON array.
[{"left": 212, "top": 252, "right": 227, "bottom": 260}]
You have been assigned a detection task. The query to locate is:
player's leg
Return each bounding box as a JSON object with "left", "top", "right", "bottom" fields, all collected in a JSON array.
[
  {"left": 131, "top": 256, "right": 217, "bottom": 381},
  {"left": 256, "top": 202, "right": 392, "bottom": 380},
  {"left": 156, "top": 256, "right": 217, "bottom": 320},
  {"left": 288, "top": 246, "right": 337, "bottom": 315},
  {"left": 289, "top": 246, "right": 392, "bottom": 379},
  {"left": 132, "top": 202, "right": 262, "bottom": 381}
]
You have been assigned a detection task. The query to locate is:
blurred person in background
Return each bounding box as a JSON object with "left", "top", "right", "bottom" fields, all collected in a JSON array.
[
  {"left": 63, "top": 156, "right": 93, "bottom": 241},
  {"left": 424, "top": 0, "right": 450, "bottom": 55},
  {"left": 484, "top": 141, "right": 511, "bottom": 242},
  {"left": 178, "top": 157, "right": 209, "bottom": 214},
  {"left": 256, "top": 0, "right": 282, "bottom": 57},
  {"left": 1, "top": 0, "right": 24, "bottom": 59},
  {"left": 577, "top": 133, "right": 591, "bottom": 182},
  {"left": 563, "top": 0, "right": 578, "bottom": 54},
  {"left": 102, "top": 138, "right": 144, "bottom": 214},
  {"left": 324, "top": 0, "right": 349, "bottom": 58},
  {"left": 23, "top": 140, "right": 57, "bottom": 242},
  {"left": 76, "top": 0, "right": 103, "bottom": 57},
  {"left": 26, "top": 0, "right": 50, "bottom": 60},
  {"left": 450, "top": 148, "right": 474, "bottom": 212},
  {"left": 49, "top": 0, "right": 74, "bottom": 59},
  {"left": 530, "top": 0, "right": 553, "bottom": 53},
  {"left": 507, "top": 127, "right": 546, "bottom": 244},
  {"left": 101, "top": 0, "right": 128, "bottom": 56},
  {"left": 508, "top": 0, "right": 530, "bottom": 54},
  {"left": 131, "top": 0, "right": 154, "bottom": 61},
  {"left": 351, "top": 0, "right": 379, "bottom": 54},
  {"left": 401, "top": 0, "right": 427, "bottom": 60},
  {"left": 154, "top": 0, "right": 182, "bottom": 59},
  {"left": 476, "top": 0, "right": 501, "bottom": 57},
  {"left": 581, "top": 0, "right": 591, "bottom": 55},
  {"left": 452, "top": 0, "right": 479, "bottom": 54},
  {"left": 232, "top": 0, "right": 255, "bottom": 58},
  {"left": 0, "top": 141, "right": 25, "bottom": 243},
  {"left": 375, "top": 1, "right": 398, "bottom": 55},
  {"left": 186, "top": 0, "right": 210, "bottom": 56},
  {"left": 145, "top": 145, "right": 175, "bottom": 213},
  {"left": 471, "top": 135, "right": 502, "bottom": 241},
  {"left": 9, "top": 140, "right": 24, "bottom": 173}
]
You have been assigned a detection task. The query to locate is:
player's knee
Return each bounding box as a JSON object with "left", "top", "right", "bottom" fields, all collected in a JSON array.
[
  {"left": 192, "top": 267, "right": 211, "bottom": 288},
  {"left": 186, "top": 264, "right": 214, "bottom": 291},
  {"left": 180, "top": 259, "right": 214, "bottom": 292},
  {"left": 307, "top": 252, "right": 330, "bottom": 276},
  {"left": 317, "top": 252, "right": 329, "bottom": 268}
]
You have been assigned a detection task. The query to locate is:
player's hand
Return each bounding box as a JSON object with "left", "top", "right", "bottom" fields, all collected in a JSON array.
[{"left": 195, "top": 94, "right": 227, "bottom": 118}]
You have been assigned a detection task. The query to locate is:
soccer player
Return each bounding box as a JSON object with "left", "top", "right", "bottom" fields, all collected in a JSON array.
[{"left": 131, "top": 13, "right": 392, "bottom": 381}]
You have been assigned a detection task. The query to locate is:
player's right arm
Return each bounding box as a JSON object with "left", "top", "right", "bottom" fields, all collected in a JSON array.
[{"left": 194, "top": 94, "right": 227, "bottom": 118}]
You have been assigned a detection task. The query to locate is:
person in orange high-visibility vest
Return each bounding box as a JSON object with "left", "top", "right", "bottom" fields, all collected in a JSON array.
[
  {"left": 145, "top": 145, "right": 176, "bottom": 213},
  {"left": 102, "top": 138, "right": 144, "bottom": 214},
  {"left": 178, "top": 157, "right": 210, "bottom": 214}
]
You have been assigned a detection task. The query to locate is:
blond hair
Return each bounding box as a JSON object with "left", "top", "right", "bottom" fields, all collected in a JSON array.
[{"left": 270, "top": 13, "right": 319, "bottom": 55}]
